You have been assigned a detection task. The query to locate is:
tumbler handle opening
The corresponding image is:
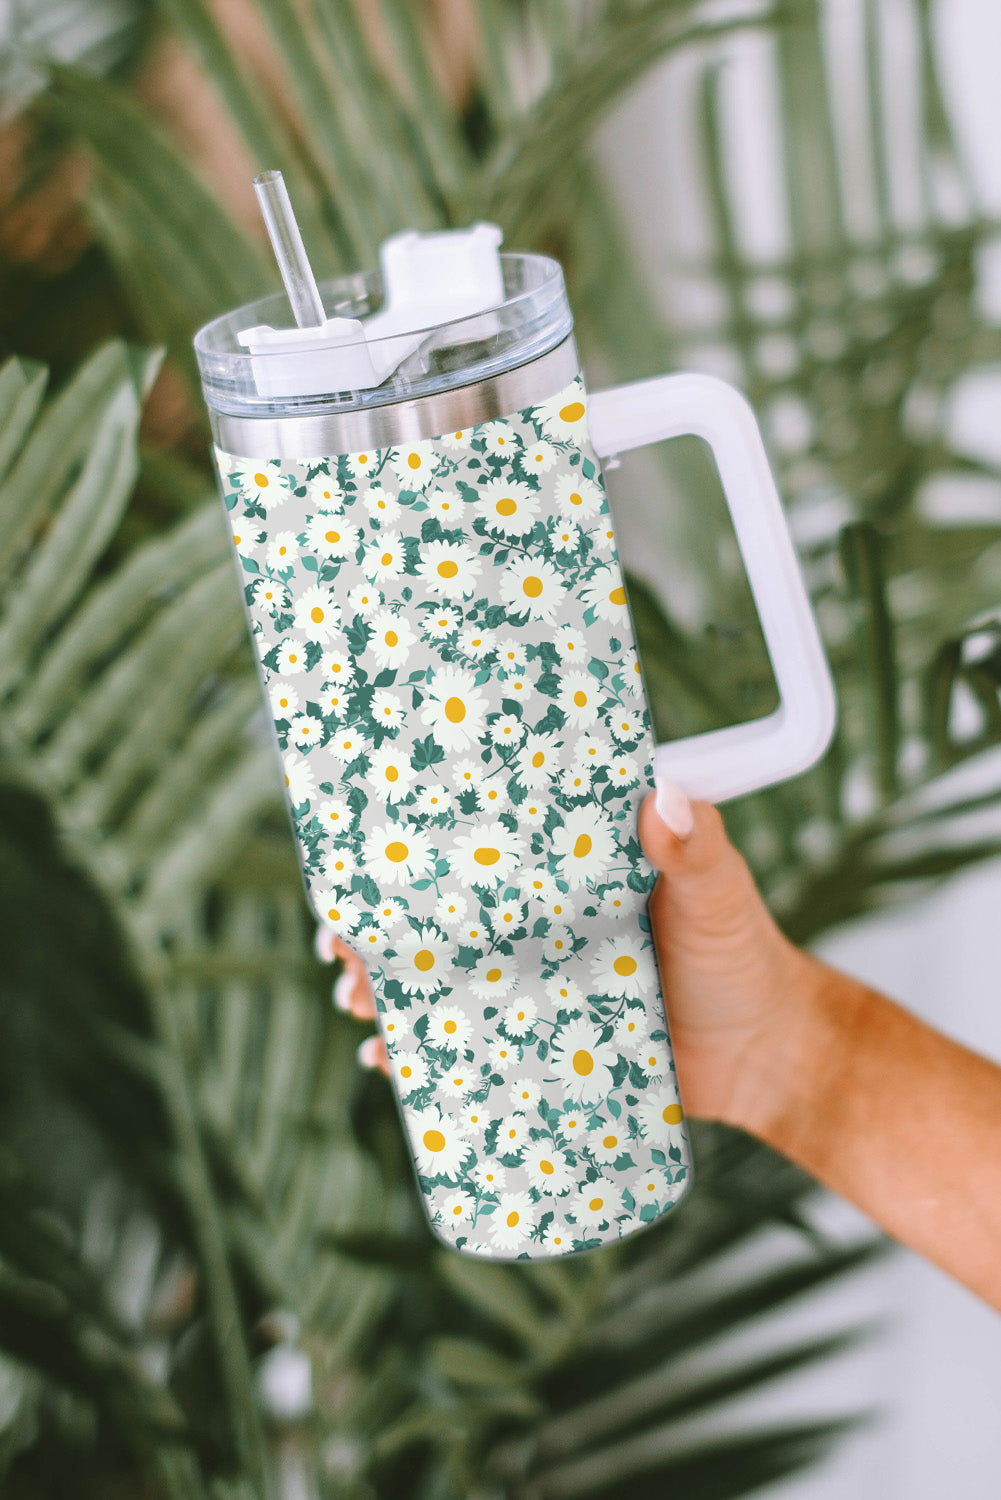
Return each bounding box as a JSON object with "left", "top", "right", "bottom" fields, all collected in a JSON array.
[{"left": 588, "top": 372, "right": 836, "bottom": 804}]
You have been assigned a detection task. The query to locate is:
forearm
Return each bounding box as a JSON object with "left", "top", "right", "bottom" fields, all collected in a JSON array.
[{"left": 733, "top": 953, "right": 1001, "bottom": 1310}]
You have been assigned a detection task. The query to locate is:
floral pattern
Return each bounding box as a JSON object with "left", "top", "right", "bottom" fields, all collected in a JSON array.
[{"left": 215, "top": 378, "right": 692, "bottom": 1258}]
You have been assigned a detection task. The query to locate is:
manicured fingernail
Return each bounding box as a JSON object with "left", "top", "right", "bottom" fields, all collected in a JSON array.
[
  {"left": 655, "top": 780, "right": 694, "bottom": 841},
  {"left": 333, "top": 974, "right": 354, "bottom": 1011},
  {"left": 357, "top": 1036, "right": 383, "bottom": 1069},
  {"left": 314, "top": 925, "right": 337, "bottom": 963}
]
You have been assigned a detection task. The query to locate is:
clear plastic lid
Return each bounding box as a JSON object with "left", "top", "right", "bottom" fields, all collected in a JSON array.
[{"left": 194, "top": 248, "right": 573, "bottom": 420}]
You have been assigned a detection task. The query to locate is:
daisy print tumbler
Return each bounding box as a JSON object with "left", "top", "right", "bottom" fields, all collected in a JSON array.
[{"left": 195, "top": 220, "right": 835, "bottom": 1261}]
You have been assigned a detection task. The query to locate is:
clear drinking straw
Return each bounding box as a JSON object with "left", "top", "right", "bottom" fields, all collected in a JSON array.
[{"left": 253, "top": 170, "right": 326, "bottom": 328}]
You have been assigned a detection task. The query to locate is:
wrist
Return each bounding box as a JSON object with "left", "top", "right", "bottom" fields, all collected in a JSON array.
[{"left": 721, "top": 945, "right": 868, "bottom": 1159}]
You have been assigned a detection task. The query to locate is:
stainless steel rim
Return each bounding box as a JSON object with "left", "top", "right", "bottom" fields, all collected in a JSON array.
[{"left": 208, "top": 337, "right": 580, "bottom": 458}]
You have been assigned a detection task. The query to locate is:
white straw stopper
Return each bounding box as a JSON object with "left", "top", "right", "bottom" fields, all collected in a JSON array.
[{"left": 253, "top": 170, "right": 325, "bottom": 329}]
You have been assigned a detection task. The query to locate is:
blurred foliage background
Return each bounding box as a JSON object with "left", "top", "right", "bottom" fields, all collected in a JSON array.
[{"left": 1, "top": 0, "right": 1000, "bottom": 1496}]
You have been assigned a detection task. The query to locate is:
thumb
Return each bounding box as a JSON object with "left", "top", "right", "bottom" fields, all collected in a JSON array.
[{"left": 639, "top": 784, "right": 733, "bottom": 880}]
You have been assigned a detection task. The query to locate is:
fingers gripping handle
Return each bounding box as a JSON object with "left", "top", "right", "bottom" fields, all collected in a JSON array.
[{"left": 588, "top": 372, "right": 836, "bottom": 803}]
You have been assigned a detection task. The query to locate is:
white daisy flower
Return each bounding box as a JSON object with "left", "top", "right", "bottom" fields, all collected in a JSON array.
[
  {"left": 428, "top": 488, "right": 463, "bottom": 522},
  {"left": 609, "top": 708, "right": 644, "bottom": 742},
  {"left": 266, "top": 531, "right": 299, "bottom": 568},
  {"left": 489, "top": 714, "right": 524, "bottom": 749},
  {"left": 319, "top": 845, "right": 357, "bottom": 886},
  {"left": 421, "top": 668, "right": 489, "bottom": 753},
  {"left": 423, "top": 606, "right": 460, "bottom": 639},
  {"left": 459, "top": 917, "right": 486, "bottom": 946},
  {"left": 308, "top": 515, "right": 359, "bottom": 560},
  {"left": 344, "top": 449, "right": 379, "bottom": 479},
  {"left": 535, "top": 391, "right": 588, "bottom": 443},
  {"left": 390, "top": 923, "right": 452, "bottom": 996},
  {"left": 409, "top": 1106, "right": 470, "bottom": 1178},
  {"left": 523, "top": 1141, "right": 573, "bottom": 1194},
  {"left": 441, "top": 427, "right": 473, "bottom": 449},
  {"left": 267, "top": 679, "right": 299, "bottom": 719},
  {"left": 590, "top": 1127, "right": 629, "bottom": 1165},
  {"left": 478, "top": 782, "right": 508, "bottom": 815},
  {"left": 591, "top": 522, "right": 617, "bottom": 553},
  {"left": 519, "top": 868, "right": 556, "bottom": 903},
  {"left": 503, "top": 675, "right": 534, "bottom": 707},
  {"left": 347, "top": 583, "right": 383, "bottom": 616},
  {"left": 545, "top": 974, "right": 584, "bottom": 1015},
  {"left": 558, "top": 1109, "right": 586, "bottom": 1139},
  {"left": 367, "top": 608, "right": 417, "bottom": 672},
  {"left": 557, "top": 673, "right": 602, "bottom": 729},
  {"left": 450, "top": 820, "right": 524, "bottom": 888},
  {"left": 380, "top": 1009, "right": 411, "bottom": 1046},
  {"left": 426, "top": 1004, "right": 473, "bottom": 1051},
  {"left": 440, "top": 1064, "right": 478, "bottom": 1097},
  {"left": 543, "top": 925, "right": 574, "bottom": 964},
  {"left": 573, "top": 732, "right": 612, "bottom": 772},
  {"left": 500, "top": 556, "right": 566, "bottom": 624},
  {"left": 496, "top": 1116, "right": 528, "bottom": 1154},
  {"left": 417, "top": 783, "right": 452, "bottom": 817},
  {"left": 520, "top": 799, "right": 548, "bottom": 826},
  {"left": 317, "top": 682, "right": 345, "bottom": 717},
  {"left": 365, "top": 532, "right": 406, "bottom": 582},
  {"left": 554, "top": 625, "right": 588, "bottom": 662},
  {"left": 550, "top": 1018, "right": 617, "bottom": 1102},
  {"left": 459, "top": 625, "right": 496, "bottom": 659},
  {"left": 451, "top": 759, "right": 485, "bottom": 793},
  {"left": 314, "top": 798, "right": 350, "bottom": 835},
  {"left": 418, "top": 539, "right": 482, "bottom": 600},
  {"left": 355, "top": 925, "right": 386, "bottom": 957},
  {"left": 373, "top": 897, "right": 405, "bottom": 928},
  {"left": 394, "top": 1050, "right": 429, "bottom": 1092},
  {"left": 365, "top": 823, "right": 434, "bottom": 886},
  {"left": 497, "top": 637, "right": 525, "bottom": 671},
  {"left": 590, "top": 935, "right": 652, "bottom": 1000},
  {"left": 502, "top": 998, "right": 537, "bottom": 1039},
  {"left": 240, "top": 465, "right": 286, "bottom": 511},
  {"left": 488, "top": 1039, "right": 519, "bottom": 1072},
  {"left": 480, "top": 420, "right": 517, "bottom": 454},
  {"left": 312, "top": 892, "right": 360, "bottom": 933},
  {"left": 282, "top": 750, "right": 313, "bottom": 810},
  {"left": 634, "top": 1040, "right": 672, "bottom": 1081},
  {"left": 294, "top": 585, "right": 341, "bottom": 642},
  {"left": 543, "top": 1216, "right": 572, "bottom": 1250},
  {"left": 554, "top": 470, "right": 603, "bottom": 516},
  {"left": 609, "top": 755, "right": 641, "bottom": 788},
  {"left": 251, "top": 576, "right": 291, "bottom": 612},
  {"left": 633, "top": 1170, "right": 662, "bottom": 1206},
  {"left": 460, "top": 1101, "right": 490, "bottom": 1136},
  {"left": 517, "top": 439, "right": 557, "bottom": 476},
  {"left": 492, "top": 900, "right": 526, "bottom": 935},
  {"left": 614, "top": 1011, "right": 647, "bottom": 1053},
  {"left": 575, "top": 1184, "right": 621, "bottom": 1226},
  {"left": 393, "top": 442, "right": 436, "bottom": 488},
  {"left": 371, "top": 689, "right": 405, "bottom": 731},
  {"left": 550, "top": 807, "right": 618, "bottom": 889},
  {"left": 306, "top": 473, "right": 343, "bottom": 505},
  {"left": 488, "top": 1193, "right": 535, "bottom": 1251},
  {"left": 328, "top": 728, "right": 365, "bottom": 763},
  {"left": 435, "top": 891, "right": 467, "bottom": 925},
  {"left": 620, "top": 649, "right": 645, "bottom": 697},
  {"left": 439, "top": 1191, "right": 475, "bottom": 1225},
  {"left": 582, "top": 566, "right": 630, "bottom": 624},
  {"left": 517, "top": 733, "right": 561, "bottom": 790},
  {"left": 362, "top": 484, "right": 400, "bottom": 521},
  {"left": 366, "top": 744, "right": 417, "bottom": 803},
  {"left": 471, "top": 1160, "right": 507, "bottom": 1191},
  {"left": 469, "top": 954, "right": 518, "bottom": 1002},
  {"left": 507, "top": 1075, "right": 541, "bottom": 1111},
  {"left": 276, "top": 639, "right": 308, "bottom": 675},
  {"left": 543, "top": 891, "right": 576, "bottom": 924},
  {"left": 559, "top": 766, "right": 592, "bottom": 799},
  {"left": 600, "top": 888, "right": 630, "bottom": 920},
  {"left": 480, "top": 476, "right": 541, "bottom": 536},
  {"left": 551, "top": 518, "right": 582, "bottom": 553}
]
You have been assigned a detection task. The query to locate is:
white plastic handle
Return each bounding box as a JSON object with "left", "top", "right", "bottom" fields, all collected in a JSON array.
[{"left": 588, "top": 372, "right": 836, "bottom": 803}]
